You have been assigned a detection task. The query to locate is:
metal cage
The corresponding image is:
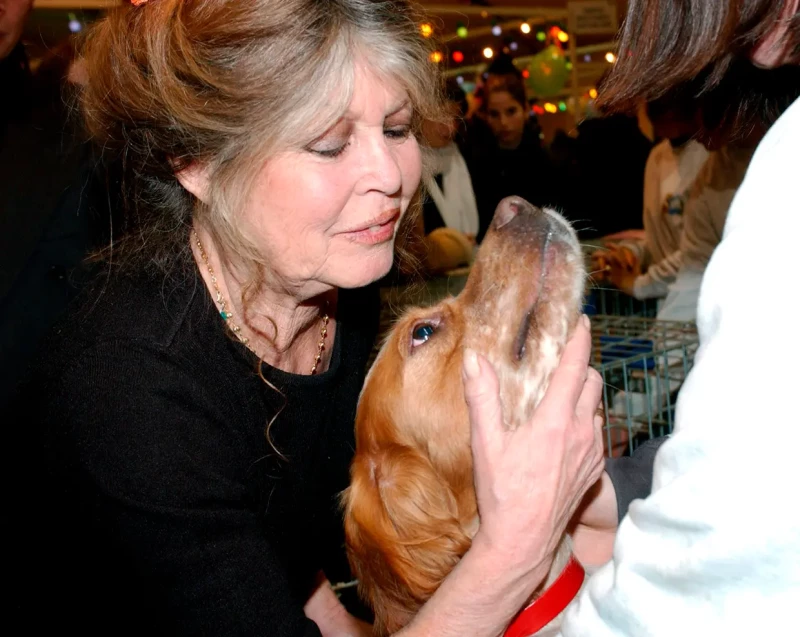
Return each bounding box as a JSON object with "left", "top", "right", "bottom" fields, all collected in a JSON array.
[
  {"left": 591, "top": 316, "right": 699, "bottom": 457},
  {"left": 373, "top": 273, "right": 701, "bottom": 459}
]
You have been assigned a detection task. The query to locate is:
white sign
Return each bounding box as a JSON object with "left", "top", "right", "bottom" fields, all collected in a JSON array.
[{"left": 568, "top": 1, "right": 619, "bottom": 35}]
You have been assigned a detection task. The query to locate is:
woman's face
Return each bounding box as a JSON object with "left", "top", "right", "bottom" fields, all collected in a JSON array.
[
  {"left": 240, "top": 63, "right": 422, "bottom": 293},
  {"left": 486, "top": 91, "right": 527, "bottom": 149}
]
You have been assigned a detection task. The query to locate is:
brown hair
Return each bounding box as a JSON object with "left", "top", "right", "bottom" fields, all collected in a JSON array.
[
  {"left": 598, "top": 0, "right": 800, "bottom": 136},
  {"left": 484, "top": 74, "right": 528, "bottom": 111},
  {"left": 79, "top": 0, "right": 444, "bottom": 279}
]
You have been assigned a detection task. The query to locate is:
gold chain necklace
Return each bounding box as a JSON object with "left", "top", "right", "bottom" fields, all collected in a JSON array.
[{"left": 192, "top": 230, "right": 330, "bottom": 375}]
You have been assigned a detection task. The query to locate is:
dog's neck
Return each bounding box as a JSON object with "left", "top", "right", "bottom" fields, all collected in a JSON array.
[
  {"left": 506, "top": 535, "right": 582, "bottom": 637},
  {"left": 538, "top": 536, "right": 574, "bottom": 594}
]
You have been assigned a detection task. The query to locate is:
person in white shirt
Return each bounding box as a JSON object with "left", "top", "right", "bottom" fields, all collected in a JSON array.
[
  {"left": 462, "top": 0, "right": 799, "bottom": 635},
  {"left": 592, "top": 92, "right": 708, "bottom": 300},
  {"left": 560, "top": 0, "right": 800, "bottom": 633},
  {"left": 414, "top": 81, "right": 479, "bottom": 275},
  {"left": 616, "top": 99, "right": 710, "bottom": 300},
  {"left": 656, "top": 141, "right": 757, "bottom": 321}
]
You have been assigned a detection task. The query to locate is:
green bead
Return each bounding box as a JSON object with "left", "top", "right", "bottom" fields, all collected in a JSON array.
[{"left": 221, "top": 311, "right": 231, "bottom": 320}]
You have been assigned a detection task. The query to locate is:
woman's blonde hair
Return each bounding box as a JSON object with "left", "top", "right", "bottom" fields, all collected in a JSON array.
[{"left": 80, "top": 0, "right": 444, "bottom": 282}]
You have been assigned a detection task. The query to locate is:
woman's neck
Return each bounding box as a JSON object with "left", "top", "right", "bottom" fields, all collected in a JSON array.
[{"left": 191, "top": 226, "right": 337, "bottom": 375}]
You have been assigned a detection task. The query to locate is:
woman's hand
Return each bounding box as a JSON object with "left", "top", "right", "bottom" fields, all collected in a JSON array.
[{"left": 463, "top": 315, "right": 605, "bottom": 573}]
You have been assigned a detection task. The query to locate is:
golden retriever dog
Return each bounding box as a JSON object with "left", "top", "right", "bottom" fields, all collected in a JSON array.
[{"left": 342, "top": 196, "right": 588, "bottom": 635}]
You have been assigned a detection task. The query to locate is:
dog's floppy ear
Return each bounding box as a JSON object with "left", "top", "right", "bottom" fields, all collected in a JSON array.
[{"left": 342, "top": 443, "right": 472, "bottom": 635}]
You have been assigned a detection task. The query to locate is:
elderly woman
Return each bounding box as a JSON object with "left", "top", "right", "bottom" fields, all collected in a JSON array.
[{"left": 9, "top": 1, "right": 604, "bottom": 636}]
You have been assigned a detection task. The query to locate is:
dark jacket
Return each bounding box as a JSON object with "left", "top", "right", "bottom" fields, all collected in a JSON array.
[
  {"left": 466, "top": 119, "right": 560, "bottom": 242},
  {"left": 0, "top": 43, "right": 114, "bottom": 405}
]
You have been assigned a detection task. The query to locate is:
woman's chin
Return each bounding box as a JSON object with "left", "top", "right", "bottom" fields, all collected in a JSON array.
[{"left": 330, "top": 251, "right": 395, "bottom": 289}]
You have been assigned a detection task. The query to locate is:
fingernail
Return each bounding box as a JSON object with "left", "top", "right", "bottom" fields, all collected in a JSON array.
[
  {"left": 581, "top": 314, "right": 590, "bottom": 330},
  {"left": 463, "top": 348, "right": 480, "bottom": 379}
]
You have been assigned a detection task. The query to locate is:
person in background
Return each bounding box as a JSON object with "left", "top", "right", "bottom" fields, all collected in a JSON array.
[
  {"left": 594, "top": 90, "right": 709, "bottom": 302},
  {"left": 0, "top": 0, "right": 113, "bottom": 406},
  {"left": 641, "top": 129, "right": 761, "bottom": 322},
  {"left": 462, "top": 54, "right": 538, "bottom": 163},
  {"left": 413, "top": 79, "right": 478, "bottom": 275},
  {"left": 602, "top": 88, "right": 768, "bottom": 322},
  {"left": 469, "top": 74, "right": 557, "bottom": 242},
  {"left": 569, "top": 102, "right": 652, "bottom": 240}
]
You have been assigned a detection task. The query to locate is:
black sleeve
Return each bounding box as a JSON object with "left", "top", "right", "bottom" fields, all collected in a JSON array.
[
  {"left": 605, "top": 436, "right": 669, "bottom": 523},
  {"left": 26, "top": 340, "right": 322, "bottom": 637}
]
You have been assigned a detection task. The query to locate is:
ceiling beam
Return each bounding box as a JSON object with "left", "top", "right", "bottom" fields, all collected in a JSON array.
[{"left": 422, "top": 5, "right": 569, "bottom": 19}]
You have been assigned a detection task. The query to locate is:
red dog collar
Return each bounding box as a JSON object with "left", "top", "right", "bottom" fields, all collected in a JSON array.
[{"left": 504, "top": 555, "right": 585, "bottom": 637}]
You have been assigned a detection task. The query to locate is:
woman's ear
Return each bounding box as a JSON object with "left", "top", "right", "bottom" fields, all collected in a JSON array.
[{"left": 175, "top": 162, "right": 211, "bottom": 204}]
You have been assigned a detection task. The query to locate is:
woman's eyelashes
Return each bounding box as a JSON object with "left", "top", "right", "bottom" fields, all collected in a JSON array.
[
  {"left": 312, "top": 141, "right": 350, "bottom": 158},
  {"left": 385, "top": 125, "right": 412, "bottom": 141},
  {"left": 308, "top": 124, "right": 412, "bottom": 158}
]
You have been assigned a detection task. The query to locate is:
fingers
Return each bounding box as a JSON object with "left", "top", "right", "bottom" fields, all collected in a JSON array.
[
  {"left": 537, "top": 317, "right": 592, "bottom": 416},
  {"left": 575, "top": 367, "right": 603, "bottom": 426},
  {"left": 463, "top": 349, "right": 504, "bottom": 452}
]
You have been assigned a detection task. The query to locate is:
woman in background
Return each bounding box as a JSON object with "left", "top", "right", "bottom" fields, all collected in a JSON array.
[
  {"left": 416, "top": 80, "right": 478, "bottom": 275},
  {"left": 469, "top": 75, "right": 558, "bottom": 242}
]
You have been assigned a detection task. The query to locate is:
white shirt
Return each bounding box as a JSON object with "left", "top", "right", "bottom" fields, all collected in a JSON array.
[
  {"left": 559, "top": 97, "right": 800, "bottom": 635},
  {"left": 631, "top": 139, "right": 709, "bottom": 299},
  {"left": 424, "top": 143, "right": 479, "bottom": 236}
]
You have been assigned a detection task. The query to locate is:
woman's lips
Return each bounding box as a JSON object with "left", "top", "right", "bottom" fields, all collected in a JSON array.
[{"left": 341, "top": 210, "right": 401, "bottom": 245}]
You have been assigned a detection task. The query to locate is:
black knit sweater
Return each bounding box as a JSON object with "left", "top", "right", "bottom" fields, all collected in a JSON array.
[{"left": 10, "top": 264, "right": 379, "bottom": 636}]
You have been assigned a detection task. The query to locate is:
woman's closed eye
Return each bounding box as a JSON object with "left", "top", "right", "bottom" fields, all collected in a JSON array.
[
  {"left": 385, "top": 125, "right": 411, "bottom": 141},
  {"left": 308, "top": 126, "right": 410, "bottom": 159},
  {"left": 311, "top": 142, "right": 350, "bottom": 158}
]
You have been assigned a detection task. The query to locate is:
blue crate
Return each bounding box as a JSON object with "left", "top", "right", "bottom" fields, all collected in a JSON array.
[{"left": 598, "top": 335, "right": 656, "bottom": 370}]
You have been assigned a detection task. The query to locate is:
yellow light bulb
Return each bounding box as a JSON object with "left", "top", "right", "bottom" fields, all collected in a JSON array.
[
  {"left": 483, "top": 47, "right": 494, "bottom": 59},
  {"left": 557, "top": 31, "right": 569, "bottom": 43},
  {"left": 544, "top": 102, "right": 558, "bottom": 114},
  {"left": 589, "top": 88, "right": 598, "bottom": 99},
  {"left": 605, "top": 52, "right": 617, "bottom": 63},
  {"left": 430, "top": 51, "right": 443, "bottom": 63},
  {"left": 420, "top": 23, "right": 433, "bottom": 38},
  {"left": 520, "top": 22, "right": 531, "bottom": 34}
]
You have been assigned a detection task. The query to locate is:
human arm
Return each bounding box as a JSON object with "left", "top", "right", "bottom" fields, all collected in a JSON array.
[
  {"left": 569, "top": 436, "right": 668, "bottom": 565},
  {"left": 396, "top": 317, "right": 605, "bottom": 636},
  {"left": 630, "top": 248, "right": 683, "bottom": 299}
]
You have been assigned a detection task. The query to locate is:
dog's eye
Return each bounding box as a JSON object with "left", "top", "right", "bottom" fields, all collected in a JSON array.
[{"left": 411, "top": 322, "right": 437, "bottom": 349}]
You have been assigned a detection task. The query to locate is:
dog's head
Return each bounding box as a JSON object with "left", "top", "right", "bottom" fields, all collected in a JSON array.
[{"left": 343, "top": 197, "right": 586, "bottom": 634}]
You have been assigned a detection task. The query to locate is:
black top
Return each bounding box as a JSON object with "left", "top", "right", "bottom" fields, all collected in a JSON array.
[
  {"left": 10, "top": 262, "right": 380, "bottom": 636},
  {"left": 466, "top": 122, "right": 560, "bottom": 243},
  {"left": 0, "top": 43, "right": 116, "bottom": 407}
]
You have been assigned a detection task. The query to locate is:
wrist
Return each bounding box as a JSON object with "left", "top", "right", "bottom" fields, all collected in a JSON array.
[{"left": 469, "top": 529, "right": 553, "bottom": 592}]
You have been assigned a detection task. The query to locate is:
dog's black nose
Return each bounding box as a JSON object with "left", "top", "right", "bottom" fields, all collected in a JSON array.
[{"left": 495, "top": 196, "right": 522, "bottom": 229}]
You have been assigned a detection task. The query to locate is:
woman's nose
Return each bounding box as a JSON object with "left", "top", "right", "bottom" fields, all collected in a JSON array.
[{"left": 358, "top": 135, "right": 403, "bottom": 195}]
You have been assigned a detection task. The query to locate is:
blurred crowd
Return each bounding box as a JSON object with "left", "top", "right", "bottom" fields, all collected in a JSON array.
[{"left": 411, "top": 52, "right": 778, "bottom": 330}]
